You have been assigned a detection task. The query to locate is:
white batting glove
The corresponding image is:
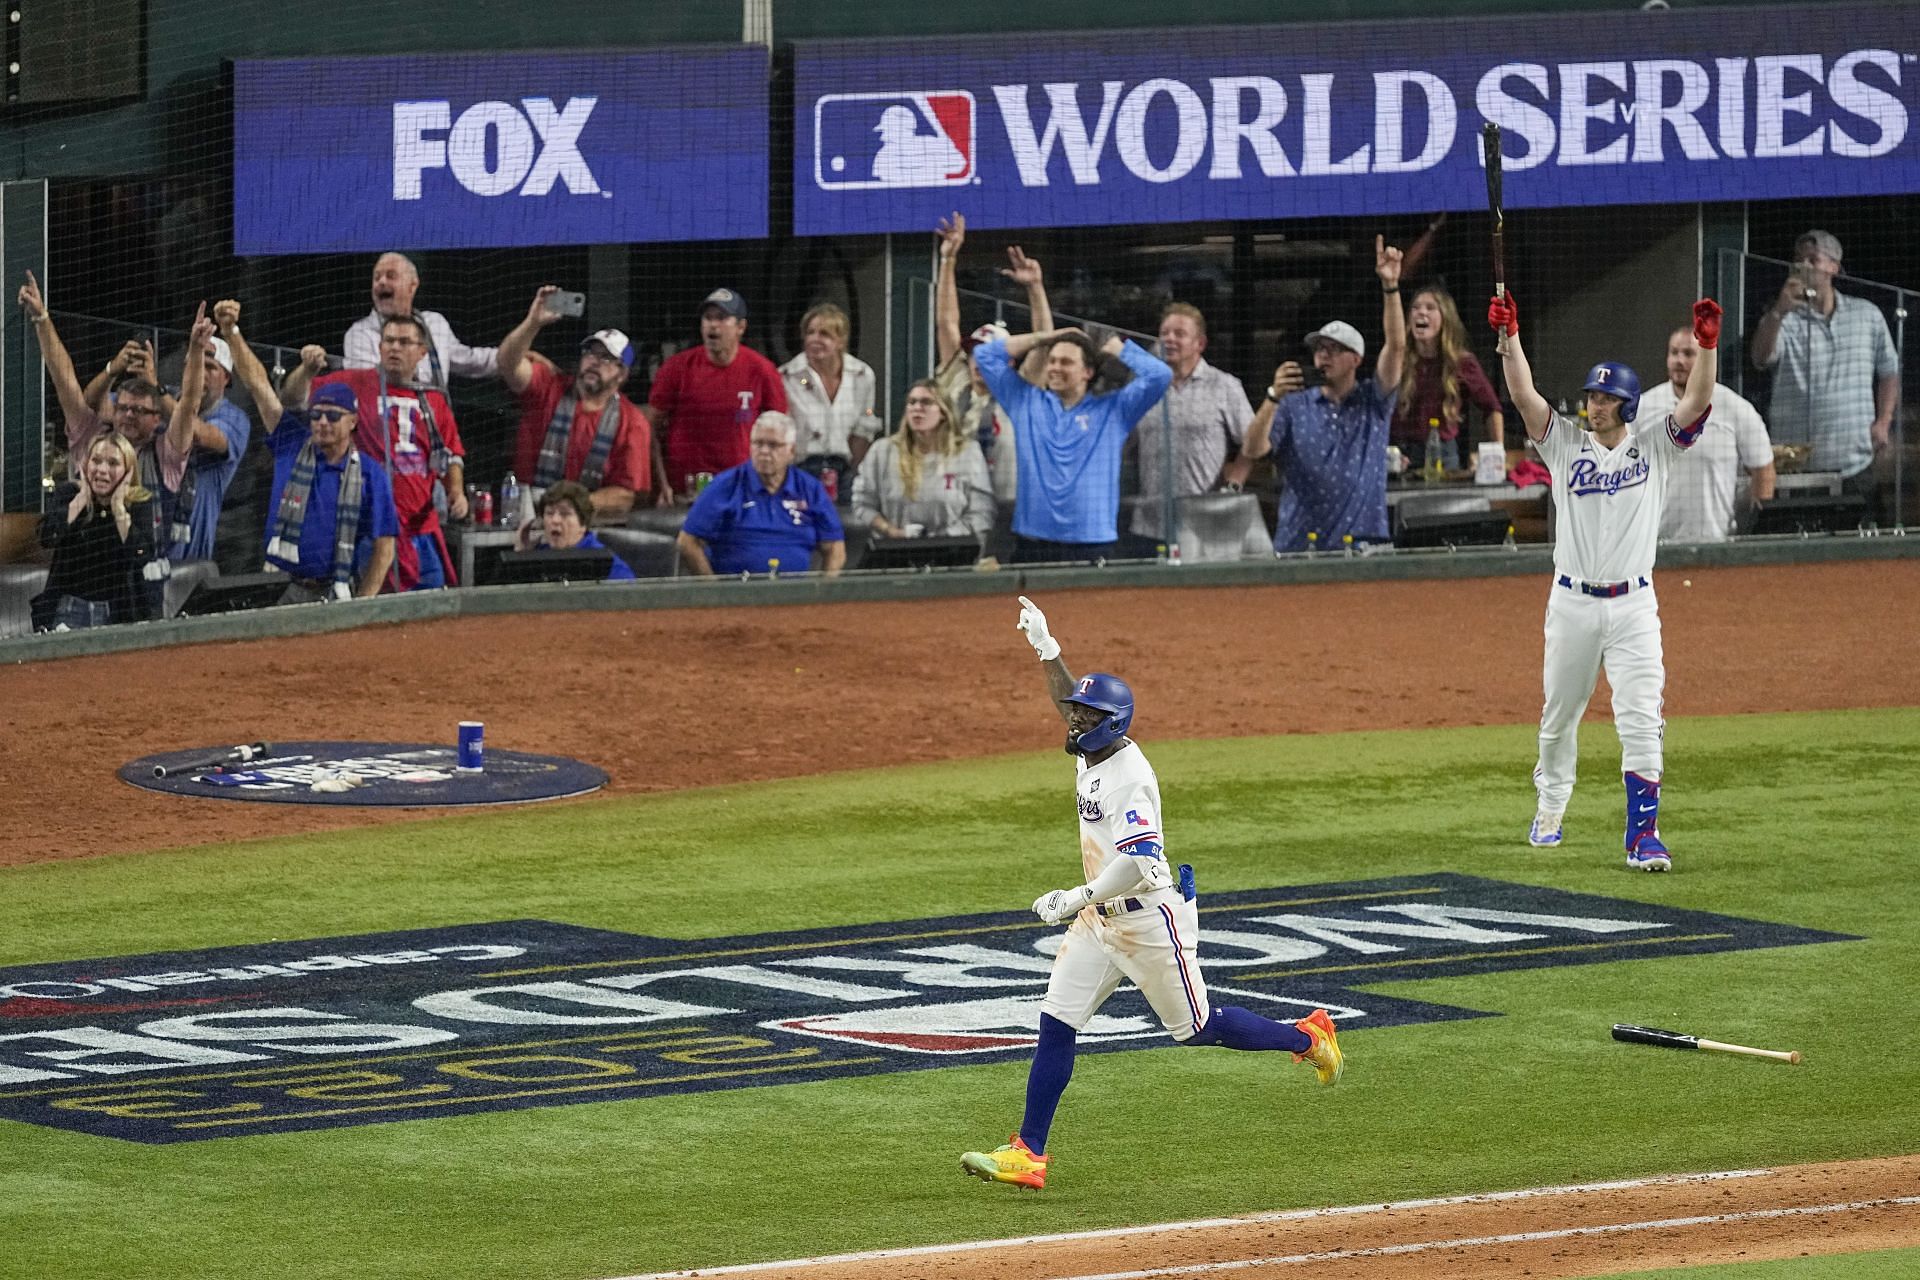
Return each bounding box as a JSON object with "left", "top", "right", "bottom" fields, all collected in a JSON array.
[
  {"left": 1032, "top": 884, "right": 1093, "bottom": 925},
  {"left": 1017, "top": 595, "right": 1060, "bottom": 661}
]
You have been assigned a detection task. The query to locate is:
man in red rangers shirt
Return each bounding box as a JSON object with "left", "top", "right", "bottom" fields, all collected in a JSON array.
[
  {"left": 286, "top": 313, "right": 466, "bottom": 591},
  {"left": 645, "top": 287, "right": 787, "bottom": 505}
]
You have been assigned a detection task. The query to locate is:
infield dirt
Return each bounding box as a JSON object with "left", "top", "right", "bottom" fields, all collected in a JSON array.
[{"left": 2, "top": 560, "right": 1915, "bottom": 868}]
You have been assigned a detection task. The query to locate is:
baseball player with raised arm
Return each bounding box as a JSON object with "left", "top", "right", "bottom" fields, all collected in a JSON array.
[
  {"left": 1488, "top": 291, "right": 1722, "bottom": 871},
  {"left": 960, "top": 596, "right": 1343, "bottom": 1191}
]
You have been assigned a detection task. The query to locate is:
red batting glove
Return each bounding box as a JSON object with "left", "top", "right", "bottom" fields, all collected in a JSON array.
[
  {"left": 1692, "top": 297, "right": 1723, "bottom": 349},
  {"left": 1487, "top": 292, "right": 1518, "bottom": 338}
]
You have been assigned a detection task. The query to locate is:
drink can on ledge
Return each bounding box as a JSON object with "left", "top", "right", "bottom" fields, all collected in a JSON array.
[
  {"left": 457, "top": 722, "right": 484, "bottom": 772},
  {"left": 474, "top": 490, "right": 494, "bottom": 527},
  {"left": 692, "top": 471, "right": 714, "bottom": 496}
]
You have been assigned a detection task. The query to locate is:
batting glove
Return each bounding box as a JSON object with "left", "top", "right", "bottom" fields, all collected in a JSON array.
[
  {"left": 1033, "top": 884, "right": 1094, "bottom": 925},
  {"left": 1017, "top": 595, "right": 1061, "bottom": 661},
  {"left": 1692, "top": 297, "right": 1723, "bottom": 349},
  {"left": 1487, "top": 292, "right": 1519, "bottom": 338}
]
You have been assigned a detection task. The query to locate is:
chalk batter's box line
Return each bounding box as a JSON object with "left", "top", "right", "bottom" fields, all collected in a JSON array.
[
  {"left": 0, "top": 1026, "right": 730, "bottom": 1097},
  {"left": 476, "top": 886, "right": 1454, "bottom": 979},
  {"left": 164, "top": 1056, "right": 888, "bottom": 1130}
]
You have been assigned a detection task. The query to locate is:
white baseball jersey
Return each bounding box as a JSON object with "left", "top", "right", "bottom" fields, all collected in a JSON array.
[
  {"left": 1074, "top": 741, "right": 1170, "bottom": 888},
  {"left": 1537, "top": 408, "right": 1701, "bottom": 583},
  {"left": 1639, "top": 382, "right": 1771, "bottom": 544},
  {"left": 1046, "top": 739, "right": 1204, "bottom": 1040}
]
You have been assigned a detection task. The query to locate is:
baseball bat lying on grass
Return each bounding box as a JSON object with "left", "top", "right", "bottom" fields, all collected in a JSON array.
[
  {"left": 153, "top": 742, "right": 272, "bottom": 779},
  {"left": 1612, "top": 1023, "right": 1802, "bottom": 1064}
]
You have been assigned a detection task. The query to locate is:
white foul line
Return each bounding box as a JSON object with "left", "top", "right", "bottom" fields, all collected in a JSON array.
[
  {"left": 1057, "top": 1195, "right": 1920, "bottom": 1280},
  {"left": 606, "top": 1166, "right": 1777, "bottom": 1279}
]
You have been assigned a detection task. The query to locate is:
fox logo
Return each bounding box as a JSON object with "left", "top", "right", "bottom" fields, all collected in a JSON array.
[{"left": 393, "top": 97, "right": 601, "bottom": 200}]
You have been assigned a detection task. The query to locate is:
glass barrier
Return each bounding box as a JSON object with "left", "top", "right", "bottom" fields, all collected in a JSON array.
[{"left": 1715, "top": 249, "right": 1910, "bottom": 538}]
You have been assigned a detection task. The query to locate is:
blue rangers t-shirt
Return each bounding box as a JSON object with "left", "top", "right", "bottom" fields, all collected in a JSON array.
[{"left": 681, "top": 461, "right": 844, "bottom": 575}]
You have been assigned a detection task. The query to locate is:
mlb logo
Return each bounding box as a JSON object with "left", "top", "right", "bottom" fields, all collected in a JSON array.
[{"left": 813, "top": 91, "right": 975, "bottom": 191}]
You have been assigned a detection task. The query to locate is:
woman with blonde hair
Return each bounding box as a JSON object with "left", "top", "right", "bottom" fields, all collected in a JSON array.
[
  {"left": 31, "top": 431, "right": 159, "bottom": 629},
  {"left": 780, "top": 301, "right": 882, "bottom": 493},
  {"left": 1393, "top": 285, "right": 1505, "bottom": 472},
  {"left": 851, "top": 379, "right": 994, "bottom": 545}
]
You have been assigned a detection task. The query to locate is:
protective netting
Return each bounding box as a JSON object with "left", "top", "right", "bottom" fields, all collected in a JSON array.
[{"left": 4, "top": 4, "right": 1917, "bottom": 637}]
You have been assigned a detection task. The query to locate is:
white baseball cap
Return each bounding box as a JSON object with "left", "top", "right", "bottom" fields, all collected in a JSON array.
[
  {"left": 964, "top": 322, "right": 1010, "bottom": 351},
  {"left": 582, "top": 328, "right": 635, "bottom": 368},
  {"left": 1305, "top": 320, "right": 1365, "bottom": 358},
  {"left": 206, "top": 335, "right": 235, "bottom": 373}
]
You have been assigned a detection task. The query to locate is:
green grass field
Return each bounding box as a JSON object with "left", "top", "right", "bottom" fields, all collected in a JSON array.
[{"left": 2, "top": 708, "right": 1916, "bottom": 1280}]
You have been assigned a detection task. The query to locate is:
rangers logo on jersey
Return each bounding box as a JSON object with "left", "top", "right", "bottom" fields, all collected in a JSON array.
[
  {"left": 1568, "top": 454, "right": 1650, "bottom": 497},
  {"left": 813, "top": 91, "right": 976, "bottom": 191},
  {"left": 1077, "top": 794, "right": 1103, "bottom": 822}
]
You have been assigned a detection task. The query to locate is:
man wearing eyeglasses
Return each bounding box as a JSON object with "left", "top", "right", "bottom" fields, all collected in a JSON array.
[
  {"left": 677, "top": 411, "right": 844, "bottom": 577},
  {"left": 285, "top": 314, "right": 468, "bottom": 591},
  {"left": 226, "top": 344, "right": 398, "bottom": 603},
  {"left": 497, "top": 286, "right": 653, "bottom": 525},
  {"left": 17, "top": 272, "right": 224, "bottom": 570}
]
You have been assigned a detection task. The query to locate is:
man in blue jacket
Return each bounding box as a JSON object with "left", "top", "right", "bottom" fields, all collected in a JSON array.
[{"left": 974, "top": 327, "right": 1171, "bottom": 564}]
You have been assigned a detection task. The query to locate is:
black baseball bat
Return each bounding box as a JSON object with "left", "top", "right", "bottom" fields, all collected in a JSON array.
[
  {"left": 1611, "top": 1023, "right": 1802, "bottom": 1065},
  {"left": 1482, "top": 121, "right": 1505, "bottom": 298},
  {"left": 152, "top": 742, "right": 271, "bottom": 779}
]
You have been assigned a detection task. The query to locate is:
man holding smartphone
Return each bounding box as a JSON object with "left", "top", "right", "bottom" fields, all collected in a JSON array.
[
  {"left": 1749, "top": 230, "right": 1899, "bottom": 521},
  {"left": 497, "top": 286, "right": 652, "bottom": 523},
  {"left": 1240, "top": 235, "right": 1407, "bottom": 553}
]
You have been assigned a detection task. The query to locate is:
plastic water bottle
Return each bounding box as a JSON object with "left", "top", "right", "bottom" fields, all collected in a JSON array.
[
  {"left": 1424, "top": 420, "right": 1445, "bottom": 481},
  {"left": 497, "top": 472, "right": 521, "bottom": 528},
  {"left": 1503, "top": 524, "right": 1517, "bottom": 551}
]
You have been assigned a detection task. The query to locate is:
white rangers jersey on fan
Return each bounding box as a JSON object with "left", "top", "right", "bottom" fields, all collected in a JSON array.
[
  {"left": 1074, "top": 741, "right": 1172, "bottom": 890},
  {"left": 1537, "top": 408, "right": 1704, "bottom": 583}
]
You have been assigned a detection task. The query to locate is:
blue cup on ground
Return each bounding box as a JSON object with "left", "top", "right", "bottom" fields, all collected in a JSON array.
[{"left": 457, "top": 721, "right": 484, "bottom": 772}]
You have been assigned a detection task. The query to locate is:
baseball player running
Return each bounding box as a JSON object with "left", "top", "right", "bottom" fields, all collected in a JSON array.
[
  {"left": 1488, "top": 292, "right": 1722, "bottom": 871},
  {"left": 961, "top": 595, "right": 1342, "bottom": 1191}
]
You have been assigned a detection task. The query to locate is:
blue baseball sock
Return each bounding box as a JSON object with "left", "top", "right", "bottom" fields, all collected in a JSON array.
[
  {"left": 1625, "top": 771, "right": 1662, "bottom": 849},
  {"left": 1196, "top": 1005, "right": 1313, "bottom": 1054},
  {"left": 1018, "top": 1013, "right": 1076, "bottom": 1156}
]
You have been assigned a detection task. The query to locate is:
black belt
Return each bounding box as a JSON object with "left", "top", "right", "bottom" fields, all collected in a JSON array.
[{"left": 1557, "top": 574, "right": 1648, "bottom": 599}]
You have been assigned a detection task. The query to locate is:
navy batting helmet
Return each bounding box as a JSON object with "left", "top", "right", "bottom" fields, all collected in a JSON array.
[
  {"left": 1583, "top": 362, "right": 1642, "bottom": 423},
  {"left": 1061, "top": 672, "right": 1134, "bottom": 755}
]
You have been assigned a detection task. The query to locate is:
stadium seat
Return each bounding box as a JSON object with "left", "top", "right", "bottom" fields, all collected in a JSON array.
[
  {"left": 0, "top": 563, "right": 50, "bottom": 639},
  {"left": 1173, "top": 493, "right": 1270, "bottom": 562},
  {"left": 162, "top": 560, "right": 220, "bottom": 619},
  {"left": 595, "top": 528, "right": 679, "bottom": 578}
]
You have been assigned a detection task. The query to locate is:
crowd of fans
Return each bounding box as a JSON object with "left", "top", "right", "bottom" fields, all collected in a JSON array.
[{"left": 7, "top": 225, "right": 1901, "bottom": 633}]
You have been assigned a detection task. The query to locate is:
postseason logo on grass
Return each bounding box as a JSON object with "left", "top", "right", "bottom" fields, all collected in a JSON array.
[{"left": 0, "top": 874, "right": 1852, "bottom": 1143}]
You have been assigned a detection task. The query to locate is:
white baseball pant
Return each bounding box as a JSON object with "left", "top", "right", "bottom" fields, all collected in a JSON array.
[
  {"left": 1041, "top": 890, "right": 1210, "bottom": 1041},
  {"left": 1535, "top": 584, "right": 1666, "bottom": 813}
]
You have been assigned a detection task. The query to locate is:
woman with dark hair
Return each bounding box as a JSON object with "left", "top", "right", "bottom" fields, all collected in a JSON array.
[
  {"left": 517, "top": 480, "right": 635, "bottom": 581},
  {"left": 850, "top": 378, "right": 993, "bottom": 546},
  {"left": 32, "top": 432, "right": 158, "bottom": 629},
  {"left": 1393, "top": 285, "right": 1505, "bottom": 473}
]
